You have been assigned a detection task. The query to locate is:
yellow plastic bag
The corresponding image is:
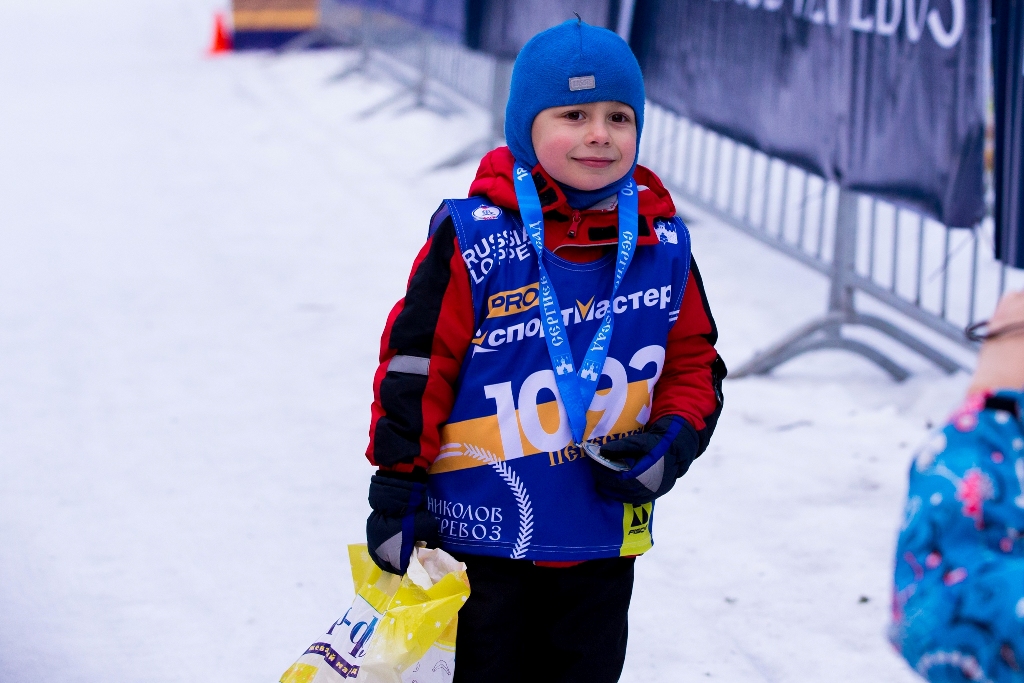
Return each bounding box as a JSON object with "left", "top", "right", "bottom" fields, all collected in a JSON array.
[{"left": 280, "top": 544, "right": 470, "bottom": 683}]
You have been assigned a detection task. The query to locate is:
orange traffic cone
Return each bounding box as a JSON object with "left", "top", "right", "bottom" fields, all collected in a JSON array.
[{"left": 208, "top": 12, "right": 233, "bottom": 55}]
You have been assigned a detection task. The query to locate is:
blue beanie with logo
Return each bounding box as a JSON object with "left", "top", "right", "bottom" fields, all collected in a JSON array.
[{"left": 504, "top": 19, "right": 645, "bottom": 172}]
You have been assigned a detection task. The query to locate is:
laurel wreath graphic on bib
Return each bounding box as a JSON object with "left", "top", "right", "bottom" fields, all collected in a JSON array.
[{"left": 454, "top": 444, "right": 534, "bottom": 559}]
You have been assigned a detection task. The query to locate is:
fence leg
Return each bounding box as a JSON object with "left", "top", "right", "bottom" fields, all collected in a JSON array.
[
  {"left": 828, "top": 188, "right": 858, "bottom": 319},
  {"left": 849, "top": 313, "right": 962, "bottom": 373},
  {"left": 388, "top": 32, "right": 457, "bottom": 116},
  {"left": 357, "top": 30, "right": 460, "bottom": 119},
  {"left": 431, "top": 58, "right": 513, "bottom": 170},
  {"left": 414, "top": 32, "right": 430, "bottom": 108},
  {"left": 329, "top": 9, "right": 373, "bottom": 81}
]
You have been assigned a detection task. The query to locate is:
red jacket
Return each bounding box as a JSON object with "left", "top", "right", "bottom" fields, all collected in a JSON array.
[{"left": 366, "top": 148, "right": 725, "bottom": 473}]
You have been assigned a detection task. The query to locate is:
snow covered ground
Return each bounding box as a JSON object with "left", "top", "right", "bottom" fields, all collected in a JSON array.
[{"left": 0, "top": 2, "right": 980, "bottom": 681}]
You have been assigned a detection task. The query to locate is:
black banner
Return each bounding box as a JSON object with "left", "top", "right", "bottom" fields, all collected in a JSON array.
[
  {"left": 631, "top": 0, "right": 986, "bottom": 227},
  {"left": 993, "top": 1, "right": 1024, "bottom": 267},
  {"left": 466, "top": 0, "right": 618, "bottom": 58}
]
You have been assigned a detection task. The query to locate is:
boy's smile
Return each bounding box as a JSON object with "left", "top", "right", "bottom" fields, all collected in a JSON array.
[{"left": 531, "top": 101, "right": 638, "bottom": 193}]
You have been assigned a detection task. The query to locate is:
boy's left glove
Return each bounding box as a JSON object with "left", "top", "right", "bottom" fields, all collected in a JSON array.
[
  {"left": 590, "top": 415, "right": 699, "bottom": 505},
  {"left": 366, "top": 470, "right": 440, "bottom": 575}
]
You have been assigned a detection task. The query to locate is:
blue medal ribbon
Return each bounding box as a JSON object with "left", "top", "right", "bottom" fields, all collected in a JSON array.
[{"left": 512, "top": 162, "right": 639, "bottom": 446}]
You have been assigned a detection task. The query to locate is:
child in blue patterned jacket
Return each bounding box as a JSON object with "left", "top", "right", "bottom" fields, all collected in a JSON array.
[{"left": 891, "top": 290, "right": 1024, "bottom": 682}]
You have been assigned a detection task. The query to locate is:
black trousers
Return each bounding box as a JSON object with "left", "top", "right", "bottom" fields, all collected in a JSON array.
[{"left": 450, "top": 554, "right": 636, "bottom": 683}]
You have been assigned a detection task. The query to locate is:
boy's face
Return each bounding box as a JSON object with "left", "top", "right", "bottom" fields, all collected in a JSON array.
[{"left": 530, "top": 101, "right": 637, "bottom": 193}]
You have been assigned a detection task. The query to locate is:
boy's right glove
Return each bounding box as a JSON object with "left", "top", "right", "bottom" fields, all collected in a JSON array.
[
  {"left": 590, "top": 415, "right": 699, "bottom": 505},
  {"left": 366, "top": 471, "right": 440, "bottom": 575}
]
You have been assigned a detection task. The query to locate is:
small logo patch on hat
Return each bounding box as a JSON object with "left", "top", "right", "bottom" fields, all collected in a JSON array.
[{"left": 568, "top": 75, "right": 596, "bottom": 91}]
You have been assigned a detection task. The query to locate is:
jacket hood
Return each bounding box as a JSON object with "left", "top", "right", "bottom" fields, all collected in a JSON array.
[{"left": 467, "top": 147, "right": 677, "bottom": 250}]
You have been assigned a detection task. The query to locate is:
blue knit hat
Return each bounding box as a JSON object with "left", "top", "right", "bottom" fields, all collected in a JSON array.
[{"left": 504, "top": 19, "right": 645, "bottom": 171}]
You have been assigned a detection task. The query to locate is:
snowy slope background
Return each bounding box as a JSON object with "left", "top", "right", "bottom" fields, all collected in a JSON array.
[{"left": 0, "top": 2, "right": 984, "bottom": 681}]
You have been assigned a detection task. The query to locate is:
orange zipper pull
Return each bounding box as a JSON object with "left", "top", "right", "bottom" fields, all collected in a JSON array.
[{"left": 568, "top": 210, "right": 581, "bottom": 239}]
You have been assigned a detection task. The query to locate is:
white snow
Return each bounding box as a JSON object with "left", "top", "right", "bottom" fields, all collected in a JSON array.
[{"left": 0, "top": 2, "right": 981, "bottom": 681}]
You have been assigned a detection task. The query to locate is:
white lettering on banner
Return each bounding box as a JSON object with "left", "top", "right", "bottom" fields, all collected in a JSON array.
[
  {"left": 927, "top": 0, "right": 964, "bottom": 49},
  {"left": 905, "top": 0, "right": 928, "bottom": 41},
  {"left": 724, "top": 0, "right": 965, "bottom": 47},
  {"left": 802, "top": 0, "right": 839, "bottom": 26},
  {"left": 850, "top": 0, "right": 874, "bottom": 31},
  {"left": 876, "top": 0, "right": 902, "bottom": 35}
]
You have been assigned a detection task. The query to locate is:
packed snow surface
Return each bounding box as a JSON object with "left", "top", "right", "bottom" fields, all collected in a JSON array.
[{"left": 0, "top": 2, "right": 980, "bottom": 681}]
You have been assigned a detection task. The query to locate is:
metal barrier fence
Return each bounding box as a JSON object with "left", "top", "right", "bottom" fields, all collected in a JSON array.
[
  {"left": 314, "top": 6, "right": 509, "bottom": 168},
  {"left": 306, "top": 7, "right": 1024, "bottom": 381},
  {"left": 639, "top": 103, "right": 1024, "bottom": 381}
]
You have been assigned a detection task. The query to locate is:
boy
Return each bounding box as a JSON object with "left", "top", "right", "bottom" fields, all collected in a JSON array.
[
  {"left": 890, "top": 290, "right": 1024, "bottom": 683},
  {"left": 363, "top": 19, "right": 725, "bottom": 683}
]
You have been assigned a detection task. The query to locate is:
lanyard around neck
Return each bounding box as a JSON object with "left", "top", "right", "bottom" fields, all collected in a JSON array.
[{"left": 512, "top": 162, "right": 639, "bottom": 446}]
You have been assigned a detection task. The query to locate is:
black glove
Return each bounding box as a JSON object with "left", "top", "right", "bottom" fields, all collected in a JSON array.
[
  {"left": 590, "top": 415, "right": 699, "bottom": 505},
  {"left": 366, "top": 471, "right": 440, "bottom": 575}
]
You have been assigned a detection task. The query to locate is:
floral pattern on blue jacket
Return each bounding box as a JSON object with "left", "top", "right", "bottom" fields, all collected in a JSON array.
[{"left": 891, "top": 390, "right": 1024, "bottom": 683}]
